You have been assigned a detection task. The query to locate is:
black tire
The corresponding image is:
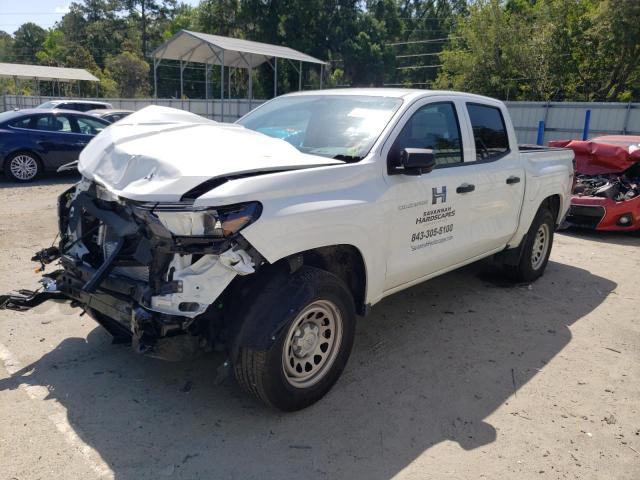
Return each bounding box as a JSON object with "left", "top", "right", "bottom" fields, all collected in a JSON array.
[
  {"left": 233, "top": 266, "right": 356, "bottom": 411},
  {"left": 3, "top": 151, "right": 42, "bottom": 182},
  {"left": 504, "top": 207, "right": 555, "bottom": 282}
]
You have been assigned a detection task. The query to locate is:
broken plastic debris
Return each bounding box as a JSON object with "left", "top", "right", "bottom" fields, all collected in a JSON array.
[{"left": 218, "top": 249, "right": 255, "bottom": 275}]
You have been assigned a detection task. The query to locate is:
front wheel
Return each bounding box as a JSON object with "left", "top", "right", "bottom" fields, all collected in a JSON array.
[
  {"left": 504, "top": 207, "right": 555, "bottom": 282},
  {"left": 233, "top": 266, "right": 356, "bottom": 411}
]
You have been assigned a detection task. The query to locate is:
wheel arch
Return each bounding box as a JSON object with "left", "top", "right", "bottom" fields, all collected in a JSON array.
[
  {"left": 544, "top": 194, "right": 562, "bottom": 226},
  {"left": 292, "top": 244, "right": 368, "bottom": 316},
  {"left": 223, "top": 243, "right": 368, "bottom": 363},
  {"left": 501, "top": 194, "right": 562, "bottom": 266},
  {"left": 3, "top": 148, "right": 43, "bottom": 166}
]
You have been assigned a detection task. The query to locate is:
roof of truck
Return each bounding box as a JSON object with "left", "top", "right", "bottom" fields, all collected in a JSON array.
[{"left": 282, "top": 88, "right": 503, "bottom": 103}]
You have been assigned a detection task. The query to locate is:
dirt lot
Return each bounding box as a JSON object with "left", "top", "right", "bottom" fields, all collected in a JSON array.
[{"left": 0, "top": 176, "right": 638, "bottom": 480}]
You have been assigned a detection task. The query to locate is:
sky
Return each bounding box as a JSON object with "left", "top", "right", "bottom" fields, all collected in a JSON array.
[{"left": 0, "top": 0, "right": 201, "bottom": 36}]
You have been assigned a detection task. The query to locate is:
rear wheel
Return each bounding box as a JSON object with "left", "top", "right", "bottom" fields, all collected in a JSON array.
[
  {"left": 504, "top": 207, "right": 555, "bottom": 282},
  {"left": 4, "top": 152, "right": 41, "bottom": 182},
  {"left": 233, "top": 266, "right": 356, "bottom": 411}
]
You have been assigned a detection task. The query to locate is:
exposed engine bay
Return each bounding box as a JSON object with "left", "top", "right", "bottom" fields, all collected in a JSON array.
[
  {"left": 573, "top": 171, "right": 640, "bottom": 202},
  {"left": 1, "top": 178, "right": 266, "bottom": 359}
]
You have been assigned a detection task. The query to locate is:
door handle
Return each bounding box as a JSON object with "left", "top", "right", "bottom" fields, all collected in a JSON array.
[
  {"left": 456, "top": 183, "right": 475, "bottom": 194},
  {"left": 506, "top": 176, "right": 521, "bottom": 185}
]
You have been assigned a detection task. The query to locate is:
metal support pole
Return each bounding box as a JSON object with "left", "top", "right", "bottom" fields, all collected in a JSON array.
[
  {"left": 220, "top": 50, "right": 225, "bottom": 122},
  {"left": 13, "top": 77, "right": 19, "bottom": 107},
  {"left": 153, "top": 58, "right": 158, "bottom": 99},
  {"left": 205, "top": 62, "right": 209, "bottom": 119},
  {"left": 179, "top": 60, "right": 184, "bottom": 99},
  {"left": 320, "top": 64, "right": 324, "bottom": 89},
  {"left": 238, "top": 52, "right": 253, "bottom": 113},
  {"left": 299, "top": 61, "right": 302, "bottom": 91},
  {"left": 248, "top": 67, "right": 253, "bottom": 110},
  {"left": 622, "top": 101, "right": 632, "bottom": 134},
  {"left": 536, "top": 120, "right": 545, "bottom": 145},
  {"left": 228, "top": 66, "right": 232, "bottom": 100},
  {"left": 542, "top": 101, "right": 550, "bottom": 128},
  {"left": 274, "top": 58, "right": 277, "bottom": 98},
  {"left": 582, "top": 109, "right": 591, "bottom": 140}
]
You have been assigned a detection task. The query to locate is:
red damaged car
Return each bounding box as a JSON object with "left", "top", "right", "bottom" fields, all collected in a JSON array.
[{"left": 549, "top": 136, "right": 640, "bottom": 231}]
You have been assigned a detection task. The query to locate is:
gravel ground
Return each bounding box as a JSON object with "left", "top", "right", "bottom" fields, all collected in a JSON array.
[{"left": 0, "top": 175, "right": 639, "bottom": 480}]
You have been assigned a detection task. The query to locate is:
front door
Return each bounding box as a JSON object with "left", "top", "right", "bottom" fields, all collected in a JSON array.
[{"left": 383, "top": 99, "right": 473, "bottom": 290}]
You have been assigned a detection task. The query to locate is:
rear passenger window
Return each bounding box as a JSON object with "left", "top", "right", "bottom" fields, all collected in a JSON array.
[
  {"left": 467, "top": 104, "right": 509, "bottom": 160},
  {"left": 391, "top": 102, "right": 463, "bottom": 167},
  {"left": 32, "top": 114, "right": 73, "bottom": 132}
]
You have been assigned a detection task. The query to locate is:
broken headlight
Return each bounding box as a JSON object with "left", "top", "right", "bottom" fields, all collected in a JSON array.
[{"left": 154, "top": 202, "right": 262, "bottom": 238}]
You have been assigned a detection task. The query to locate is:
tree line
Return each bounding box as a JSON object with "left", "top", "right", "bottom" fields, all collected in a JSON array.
[{"left": 0, "top": 0, "right": 638, "bottom": 102}]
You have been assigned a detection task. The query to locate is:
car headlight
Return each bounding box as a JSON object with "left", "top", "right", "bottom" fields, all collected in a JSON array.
[{"left": 154, "top": 202, "right": 262, "bottom": 237}]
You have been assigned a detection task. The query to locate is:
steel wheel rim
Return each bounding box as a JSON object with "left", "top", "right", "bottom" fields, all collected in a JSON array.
[
  {"left": 10, "top": 154, "right": 38, "bottom": 180},
  {"left": 531, "top": 223, "right": 550, "bottom": 270},
  {"left": 282, "top": 299, "right": 343, "bottom": 389}
]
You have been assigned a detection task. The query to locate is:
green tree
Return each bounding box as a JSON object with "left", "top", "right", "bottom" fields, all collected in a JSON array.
[
  {"left": 196, "top": 0, "right": 241, "bottom": 36},
  {"left": 436, "top": 0, "right": 640, "bottom": 101},
  {"left": 569, "top": 0, "right": 640, "bottom": 100},
  {"left": 0, "top": 31, "right": 14, "bottom": 62},
  {"left": 12, "top": 23, "right": 47, "bottom": 64},
  {"left": 106, "top": 49, "right": 150, "bottom": 96},
  {"left": 36, "top": 30, "right": 68, "bottom": 66},
  {"left": 124, "top": 0, "right": 178, "bottom": 55},
  {"left": 60, "top": 1, "right": 129, "bottom": 67}
]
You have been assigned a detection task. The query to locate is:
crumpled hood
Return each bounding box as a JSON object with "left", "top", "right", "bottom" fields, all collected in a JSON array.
[
  {"left": 549, "top": 139, "right": 640, "bottom": 175},
  {"left": 78, "top": 106, "right": 341, "bottom": 202}
]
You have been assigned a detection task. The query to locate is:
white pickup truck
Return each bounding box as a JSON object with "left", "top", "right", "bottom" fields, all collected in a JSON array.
[{"left": 2, "top": 89, "right": 574, "bottom": 411}]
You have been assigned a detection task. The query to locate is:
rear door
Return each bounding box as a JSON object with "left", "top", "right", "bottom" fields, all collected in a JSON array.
[
  {"left": 30, "top": 113, "right": 82, "bottom": 167},
  {"left": 458, "top": 102, "right": 525, "bottom": 255}
]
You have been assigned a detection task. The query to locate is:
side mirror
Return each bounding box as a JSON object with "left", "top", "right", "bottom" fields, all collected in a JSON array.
[{"left": 388, "top": 148, "right": 436, "bottom": 175}]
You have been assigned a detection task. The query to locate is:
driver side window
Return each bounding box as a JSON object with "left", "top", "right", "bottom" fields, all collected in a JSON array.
[
  {"left": 75, "top": 117, "right": 106, "bottom": 135},
  {"left": 391, "top": 102, "right": 463, "bottom": 167}
]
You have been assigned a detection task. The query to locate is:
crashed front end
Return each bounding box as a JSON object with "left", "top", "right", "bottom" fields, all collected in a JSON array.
[
  {"left": 567, "top": 173, "right": 640, "bottom": 230},
  {"left": 550, "top": 139, "right": 640, "bottom": 231},
  {"left": 3, "top": 179, "right": 262, "bottom": 359}
]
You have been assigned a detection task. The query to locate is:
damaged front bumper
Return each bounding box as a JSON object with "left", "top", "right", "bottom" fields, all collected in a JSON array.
[
  {"left": 566, "top": 196, "right": 640, "bottom": 231},
  {"left": 564, "top": 157, "right": 640, "bottom": 231},
  {"left": 1, "top": 180, "right": 264, "bottom": 359}
]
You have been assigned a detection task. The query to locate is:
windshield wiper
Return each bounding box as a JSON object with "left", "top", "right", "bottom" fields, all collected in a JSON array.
[{"left": 332, "top": 154, "right": 362, "bottom": 163}]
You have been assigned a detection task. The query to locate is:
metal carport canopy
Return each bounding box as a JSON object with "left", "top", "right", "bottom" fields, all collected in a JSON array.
[
  {"left": 0, "top": 62, "right": 99, "bottom": 82},
  {"left": 150, "top": 30, "right": 327, "bottom": 121},
  {"left": 150, "top": 30, "right": 327, "bottom": 68}
]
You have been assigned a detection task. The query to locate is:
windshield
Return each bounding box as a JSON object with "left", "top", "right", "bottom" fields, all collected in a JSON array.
[
  {"left": 237, "top": 95, "right": 403, "bottom": 160},
  {"left": 37, "top": 101, "right": 57, "bottom": 109}
]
